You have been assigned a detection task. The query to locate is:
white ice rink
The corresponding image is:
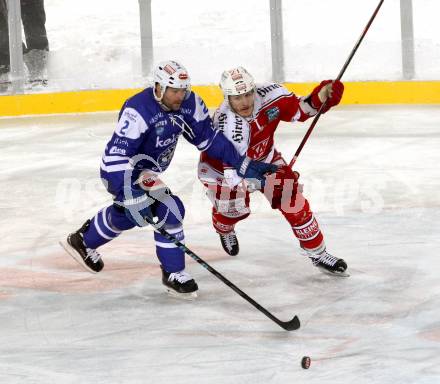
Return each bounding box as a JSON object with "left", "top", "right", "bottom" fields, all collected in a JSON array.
[{"left": 0, "top": 105, "right": 439, "bottom": 383}]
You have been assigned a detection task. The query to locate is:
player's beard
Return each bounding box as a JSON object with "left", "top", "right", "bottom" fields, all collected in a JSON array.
[
  {"left": 162, "top": 99, "right": 183, "bottom": 111},
  {"left": 170, "top": 101, "right": 182, "bottom": 111}
]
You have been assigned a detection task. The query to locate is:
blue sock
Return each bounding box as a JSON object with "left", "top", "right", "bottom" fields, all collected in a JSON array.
[{"left": 83, "top": 205, "right": 135, "bottom": 249}]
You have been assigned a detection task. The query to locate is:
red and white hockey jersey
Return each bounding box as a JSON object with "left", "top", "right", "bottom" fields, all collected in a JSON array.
[{"left": 199, "top": 82, "right": 319, "bottom": 187}]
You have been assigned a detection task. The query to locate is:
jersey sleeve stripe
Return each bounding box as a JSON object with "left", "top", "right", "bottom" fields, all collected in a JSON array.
[
  {"left": 102, "top": 155, "right": 130, "bottom": 163},
  {"left": 259, "top": 92, "right": 294, "bottom": 110},
  {"left": 198, "top": 130, "right": 219, "bottom": 152},
  {"left": 100, "top": 161, "right": 132, "bottom": 173}
]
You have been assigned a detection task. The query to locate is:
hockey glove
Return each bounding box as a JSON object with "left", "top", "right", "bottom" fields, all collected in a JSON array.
[
  {"left": 122, "top": 186, "right": 154, "bottom": 227},
  {"left": 310, "top": 80, "right": 344, "bottom": 113},
  {"left": 236, "top": 156, "right": 278, "bottom": 190}
]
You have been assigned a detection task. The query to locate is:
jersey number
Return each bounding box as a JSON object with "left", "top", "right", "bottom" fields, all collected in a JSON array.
[{"left": 120, "top": 120, "right": 129, "bottom": 135}]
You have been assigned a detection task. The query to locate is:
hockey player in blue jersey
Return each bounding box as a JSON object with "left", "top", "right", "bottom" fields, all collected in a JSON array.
[{"left": 60, "top": 60, "right": 277, "bottom": 298}]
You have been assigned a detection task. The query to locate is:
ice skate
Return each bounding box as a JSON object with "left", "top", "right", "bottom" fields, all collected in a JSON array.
[
  {"left": 305, "top": 249, "right": 349, "bottom": 277},
  {"left": 60, "top": 220, "right": 104, "bottom": 273},
  {"left": 219, "top": 231, "right": 239, "bottom": 256},
  {"left": 161, "top": 267, "right": 198, "bottom": 299}
]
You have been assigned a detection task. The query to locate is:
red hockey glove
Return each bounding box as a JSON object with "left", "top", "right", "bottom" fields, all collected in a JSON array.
[{"left": 310, "top": 80, "right": 344, "bottom": 113}]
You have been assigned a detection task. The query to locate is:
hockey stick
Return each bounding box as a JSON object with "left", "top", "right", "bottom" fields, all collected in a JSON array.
[
  {"left": 288, "top": 0, "right": 385, "bottom": 169},
  {"left": 146, "top": 217, "right": 300, "bottom": 331}
]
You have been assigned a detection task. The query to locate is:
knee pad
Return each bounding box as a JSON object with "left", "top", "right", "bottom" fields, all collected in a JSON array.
[
  {"left": 109, "top": 203, "right": 137, "bottom": 231},
  {"left": 155, "top": 194, "right": 185, "bottom": 227},
  {"left": 281, "top": 197, "right": 312, "bottom": 225}
]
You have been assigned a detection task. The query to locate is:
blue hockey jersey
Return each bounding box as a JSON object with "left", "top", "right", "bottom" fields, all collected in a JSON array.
[{"left": 100, "top": 87, "right": 241, "bottom": 198}]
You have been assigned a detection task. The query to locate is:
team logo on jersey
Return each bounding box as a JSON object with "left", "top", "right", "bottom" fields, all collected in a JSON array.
[
  {"left": 265, "top": 106, "right": 280, "bottom": 122},
  {"left": 158, "top": 143, "right": 177, "bottom": 167},
  {"left": 249, "top": 137, "right": 270, "bottom": 159}
]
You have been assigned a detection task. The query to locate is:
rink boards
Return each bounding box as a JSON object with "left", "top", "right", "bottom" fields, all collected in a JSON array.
[{"left": 1, "top": 80, "right": 440, "bottom": 117}]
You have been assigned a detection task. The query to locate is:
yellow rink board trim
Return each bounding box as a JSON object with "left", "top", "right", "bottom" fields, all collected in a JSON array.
[{"left": 1, "top": 81, "right": 439, "bottom": 117}]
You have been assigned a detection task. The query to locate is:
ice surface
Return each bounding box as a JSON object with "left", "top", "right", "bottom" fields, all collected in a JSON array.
[{"left": 0, "top": 105, "right": 439, "bottom": 383}]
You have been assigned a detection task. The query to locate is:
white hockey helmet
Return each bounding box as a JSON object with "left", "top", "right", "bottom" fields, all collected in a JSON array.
[
  {"left": 219, "top": 67, "right": 255, "bottom": 97},
  {"left": 153, "top": 60, "right": 191, "bottom": 101}
]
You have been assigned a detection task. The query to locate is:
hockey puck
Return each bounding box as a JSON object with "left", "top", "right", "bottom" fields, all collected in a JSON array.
[{"left": 301, "top": 356, "right": 311, "bottom": 369}]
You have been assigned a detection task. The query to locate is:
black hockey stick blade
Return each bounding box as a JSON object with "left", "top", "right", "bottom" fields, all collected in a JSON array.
[
  {"left": 145, "top": 216, "right": 300, "bottom": 331},
  {"left": 279, "top": 315, "right": 301, "bottom": 331}
]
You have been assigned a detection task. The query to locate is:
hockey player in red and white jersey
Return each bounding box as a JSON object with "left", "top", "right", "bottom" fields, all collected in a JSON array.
[{"left": 198, "top": 67, "right": 348, "bottom": 276}]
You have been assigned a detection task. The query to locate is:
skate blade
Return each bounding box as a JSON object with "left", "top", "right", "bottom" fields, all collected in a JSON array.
[
  {"left": 317, "top": 266, "right": 350, "bottom": 278},
  {"left": 59, "top": 240, "right": 97, "bottom": 274},
  {"left": 165, "top": 287, "right": 198, "bottom": 300}
]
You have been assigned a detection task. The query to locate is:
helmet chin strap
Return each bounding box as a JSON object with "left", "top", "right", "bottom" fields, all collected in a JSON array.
[{"left": 154, "top": 84, "right": 171, "bottom": 111}]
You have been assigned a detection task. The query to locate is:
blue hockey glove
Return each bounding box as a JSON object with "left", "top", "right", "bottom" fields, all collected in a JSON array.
[
  {"left": 122, "top": 186, "right": 154, "bottom": 227},
  {"left": 236, "top": 156, "right": 278, "bottom": 190}
]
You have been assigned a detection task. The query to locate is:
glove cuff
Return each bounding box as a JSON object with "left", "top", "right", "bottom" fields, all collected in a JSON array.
[
  {"left": 123, "top": 194, "right": 149, "bottom": 207},
  {"left": 238, "top": 156, "right": 251, "bottom": 177},
  {"left": 310, "top": 93, "right": 323, "bottom": 110}
]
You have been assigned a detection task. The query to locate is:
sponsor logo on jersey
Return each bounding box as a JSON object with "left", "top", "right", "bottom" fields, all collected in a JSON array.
[
  {"left": 217, "top": 113, "right": 227, "bottom": 133},
  {"left": 149, "top": 112, "right": 165, "bottom": 125},
  {"left": 114, "top": 138, "right": 129, "bottom": 146},
  {"left": 232, "top": 115, "right": 244, "bottom": 143},
  {"left": 156, "top": 133, "right": 179, "bottom": 148},
  {"left": 256, "top": 83, "right": 282, "bottom": 98},
  {"left": 124, "top": 110, "right": 138, "bottom": 122},
  {"left": 266, "top": 106, "right": 280, "bottom": 122},
  {"left": 180, "top": 108, "right": 192, "bottom": 115},
  {"left": 155, "top": 120, "right": 167, "bottom": 135},
  {"left": 109, "top": 146, "right": 127, "bottom": 155}
]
